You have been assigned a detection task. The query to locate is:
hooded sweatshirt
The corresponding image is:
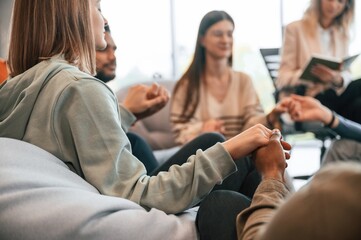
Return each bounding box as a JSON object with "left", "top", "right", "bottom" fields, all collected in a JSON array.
[{"left": 0, "top": 57, "right": 236, "bottom": 214}]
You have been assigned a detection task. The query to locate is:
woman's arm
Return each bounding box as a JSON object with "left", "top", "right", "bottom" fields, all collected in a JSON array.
[{"left": 277, "top": 23, "right": 304, "bottom": 89}]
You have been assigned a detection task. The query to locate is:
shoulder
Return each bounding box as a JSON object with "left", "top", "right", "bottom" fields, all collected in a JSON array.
[
  {"left": 284, "top": 20, "right": 305, "bottom": 33},
  {"left": 173, "top": 78, "right": 190, "bottom": 95},
  {"left": 45, "top": 65, "right": 117, "bottom": 107},
  {"left": 232, "top": 71, "right": 253, "bottom": 86}
]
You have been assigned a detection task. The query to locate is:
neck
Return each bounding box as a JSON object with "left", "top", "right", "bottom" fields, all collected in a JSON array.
[
  {"left": 204, "top": 55, "right": 229, "bottom": 78},
  {"left": 320, "top": 17, "right": 333, "bottom": 29}
]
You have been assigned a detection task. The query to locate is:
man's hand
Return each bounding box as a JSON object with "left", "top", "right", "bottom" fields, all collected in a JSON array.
[
  {"left": 252, "top": 129, "right": 291, "bottom": 182},
  {"left": 122, "top": 83, "right": 170, "bottom": 120}
]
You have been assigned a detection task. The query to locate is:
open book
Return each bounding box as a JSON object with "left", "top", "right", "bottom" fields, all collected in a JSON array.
[{"left": 300, "top": 53, "right": 360, "bottom": 83}]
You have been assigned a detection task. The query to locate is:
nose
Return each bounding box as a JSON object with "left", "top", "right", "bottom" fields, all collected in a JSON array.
[{"left": 102, "top": 14, "right": 108, "bottom": 27}]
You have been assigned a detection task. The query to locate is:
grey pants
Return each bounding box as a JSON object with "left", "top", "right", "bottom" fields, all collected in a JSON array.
[{"left": 322, "top": 139, "right": 361, "bottom": 165}]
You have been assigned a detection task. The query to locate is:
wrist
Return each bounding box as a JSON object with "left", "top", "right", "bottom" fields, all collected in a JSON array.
[
  {"left": 262, "top": 172, "right": 284, "bottom": 182},
  {"left": 332, "top": 76, "right": 343, "bottom": 88},
  {"left": 324, "top": 111, "right": 336, "bottom": 128},
  {"left": 266, "top": 112, "right": 278, "bottom": 128},
  {"left": 266, "top": 113, "right": 273, "bottom": 128}
]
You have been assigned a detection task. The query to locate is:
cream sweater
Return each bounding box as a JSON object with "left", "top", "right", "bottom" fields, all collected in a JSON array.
[{"left": 171, "top": 71, "right": 267, "bottom": 145}]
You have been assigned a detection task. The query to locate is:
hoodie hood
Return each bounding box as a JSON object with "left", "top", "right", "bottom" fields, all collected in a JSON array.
[{"left": 0, "top": 58, "right": 74, "bottom": 139}]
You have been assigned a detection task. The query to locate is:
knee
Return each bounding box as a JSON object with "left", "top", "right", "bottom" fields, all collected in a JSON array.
[{"left": 198, "top": 132, "right": 226, "bottom": 143}]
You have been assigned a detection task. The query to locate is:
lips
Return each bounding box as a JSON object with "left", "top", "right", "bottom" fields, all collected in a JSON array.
[{"left": 106, "top": 64, "right": 116, "bottom": 71}]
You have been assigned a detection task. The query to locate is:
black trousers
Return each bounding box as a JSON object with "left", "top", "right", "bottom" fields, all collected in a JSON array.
[
  {"left": 315, "top": 78, "right": 361, "bottom": 124},
  {"left": 196, "top": 190, "right": 251, "bottom": 240},
  {"left": 129, "top": 132, "right": 260, "bottom": 239},
  {"left": 129, "top": 131, "right": 260, "bottom": 197}
]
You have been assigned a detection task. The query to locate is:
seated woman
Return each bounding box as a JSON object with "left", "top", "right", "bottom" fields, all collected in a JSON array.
[
  {"left": 171, "top": 10, "right": 288, "bottom": 144},
  {"left": 170, "top": 10, "right": 294, "bottom": 200},
  {"left": 277, "top": 0, "right": 361, "bottom": 124},
  {"left": 0, "top": 5, "right": 287, "bottom": 239}
]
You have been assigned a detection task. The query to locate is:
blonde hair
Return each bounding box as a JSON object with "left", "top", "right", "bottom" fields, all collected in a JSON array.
[
  {"left": 303, "top": 0, "right": 355, "bottom": 38},
  {"left": 8, "top": 0, "right": 96, "bottom": 77}
]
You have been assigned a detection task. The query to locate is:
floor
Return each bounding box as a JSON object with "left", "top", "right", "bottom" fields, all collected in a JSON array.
[{"left": 284, "top": 133, "right": 332, "bottom": 191}]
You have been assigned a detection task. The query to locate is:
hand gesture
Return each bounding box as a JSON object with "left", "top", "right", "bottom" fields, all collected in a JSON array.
[
  {"left": 123, "top": 82, "right": 170, "bottom": 120},
  {"left": 287, "top": 94, "right": 333, "bottom": 124},
  {"left": 253, "top": 129, "right": 291, "bottom": 182}
]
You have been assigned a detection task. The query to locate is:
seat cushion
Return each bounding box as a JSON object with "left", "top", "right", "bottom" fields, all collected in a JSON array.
[{"left": 0, "top": 138, "right": 197, "bottom": 240}]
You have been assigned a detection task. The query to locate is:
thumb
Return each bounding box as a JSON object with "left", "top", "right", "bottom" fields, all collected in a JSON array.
[
  {"left": 148, "top": 82, "right": 160, "bottom": 97},
  {"left": 270, "top": 129, "right": 281, "bottom": 142}
]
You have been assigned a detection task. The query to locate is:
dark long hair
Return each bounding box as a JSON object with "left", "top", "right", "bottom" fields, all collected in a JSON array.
[{"left": 173, "top": 10, "right": 234, "bottom": 119}]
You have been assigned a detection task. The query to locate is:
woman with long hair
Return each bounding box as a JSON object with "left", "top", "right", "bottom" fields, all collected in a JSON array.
[
  {"left": 277, "top": 0, "right": 361, "bottom": 123},
  {"left": 171, "top": 10, "right": 288, "bottom": 145},
  {"left": 0, "top": 0, "right": 289, "bottom": 218}
]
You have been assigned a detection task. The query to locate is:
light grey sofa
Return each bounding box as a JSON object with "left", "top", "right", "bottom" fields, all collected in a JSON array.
[
  {"left": 115, "top": 79, "right": 178, "bottom": 150},
  {"left": 0, "top": 137, "right": 198, "bottom": 240},
  {"left": 115, "top": 79, "right": 181, "bottom": 164}
]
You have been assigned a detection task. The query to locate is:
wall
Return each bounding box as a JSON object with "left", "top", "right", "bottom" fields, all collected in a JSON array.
[{"left": 0, "top": 0, "right": 14, "bottom": 59}]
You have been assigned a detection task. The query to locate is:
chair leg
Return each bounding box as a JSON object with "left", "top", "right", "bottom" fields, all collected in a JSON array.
[{"left": 320, "top": 139, "right": 326, "bottom": 164}]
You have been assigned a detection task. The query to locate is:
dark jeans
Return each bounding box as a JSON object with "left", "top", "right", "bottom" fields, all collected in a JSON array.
[
  {"left": 129, "top": 131, "right": 260, "bottom": 197},
  {"left": 315, "top": 78, "right": 361, "bottom": 124},
  {"left": 151, "top": 132, "right": 261, "bottom": 198},
  {"left": 151, "top": 132, "right": 226, "bottom": 175},
  {"left": 196, "top": 190, "right": 251, "bottom": 240},
  {"left": 129, "top": 131, "right": 261, "bottom": 239},
  {"left": 127, "top": 132, "right": 159, "bottom": 173}
]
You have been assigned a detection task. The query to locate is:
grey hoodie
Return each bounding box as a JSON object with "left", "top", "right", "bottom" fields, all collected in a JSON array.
[{"left": 0, "top": 57, "right": 236, "bottom": 214}]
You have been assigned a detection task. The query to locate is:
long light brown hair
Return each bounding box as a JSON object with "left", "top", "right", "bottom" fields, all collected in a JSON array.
[
  {"left": 8, "top": 0, "right": 96, "bottom": 77},
  {"left": 303, "top": 0, "right": 355, "bottom": 38},
  {"left": 173, "top": 10, "right": 234, "bottom": 120}
]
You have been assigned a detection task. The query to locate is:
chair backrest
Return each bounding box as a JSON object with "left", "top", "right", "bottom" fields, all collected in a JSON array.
[{"left": 259, "top": 48, "right": 280, "bottom": 88}]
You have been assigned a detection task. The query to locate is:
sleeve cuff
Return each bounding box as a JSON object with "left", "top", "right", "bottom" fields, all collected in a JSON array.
[{"left": 118, "top": 104, "right": 137, "bottom": 132}]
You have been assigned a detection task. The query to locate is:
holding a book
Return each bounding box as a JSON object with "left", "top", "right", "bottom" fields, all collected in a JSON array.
[{"left": 277, "top": 0, "right": 361, "bottom": 124}]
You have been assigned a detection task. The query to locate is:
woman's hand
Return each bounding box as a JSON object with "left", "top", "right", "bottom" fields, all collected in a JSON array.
[
  {"left": 267, "top": 97, "right": 292, "bottom": 129},
  {"left": 287, "top": 94, "right": 333, "bottom": 125},
  {"left": 311, "top": 64, "right": 343, "bottom": 87},
  {"left": 222, "top": 124, "right": 272, "bottom": 160},
  {"left": 202, "top": 119, "right": 225, "bottom": 134}
]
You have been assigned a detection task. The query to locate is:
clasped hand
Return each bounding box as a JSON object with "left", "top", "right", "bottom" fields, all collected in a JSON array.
[{"left": 253, "top": 129, "right": 291, "bottom": 182}]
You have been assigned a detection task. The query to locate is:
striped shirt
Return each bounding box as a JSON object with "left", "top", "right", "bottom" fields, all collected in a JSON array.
[{"left": 171, "top": 70, "right": 268, "bottom": 144}]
